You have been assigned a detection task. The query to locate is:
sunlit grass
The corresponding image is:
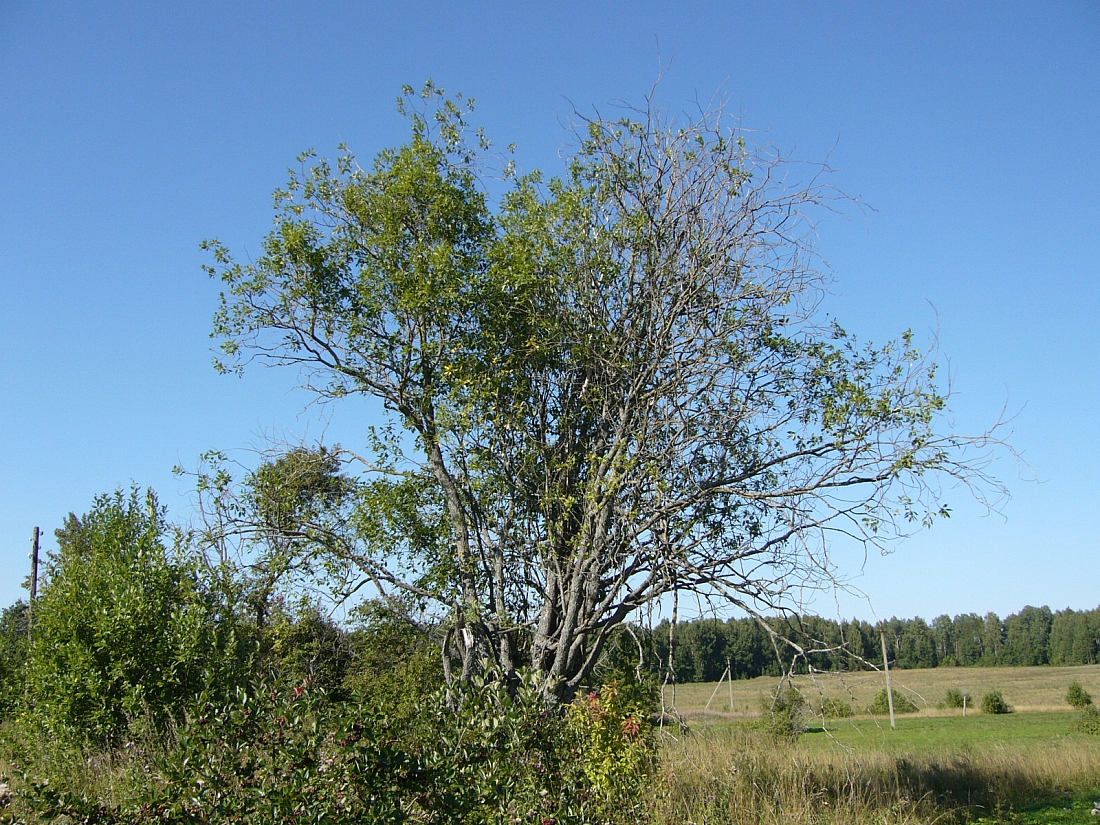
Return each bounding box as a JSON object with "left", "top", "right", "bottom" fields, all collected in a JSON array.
[
  {"left": 652, "top": 711, "right": 1100, "bottom": 825},
  {"left": 803, "top": 711, "right": 1097, "bottom": 754},
  {"left": 667, "top": 663, "right": 1100, "bottom": 719}
]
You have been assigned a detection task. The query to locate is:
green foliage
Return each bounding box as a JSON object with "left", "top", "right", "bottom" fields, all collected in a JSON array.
[
  {"left": 820, "top": 696, "right": 854, "bottom": 718},
  {"left": 10, "top": 681, "right": 420, "bottom": 824},
  {"left": 1073, "top": 706, "right": 1100, "bottom": 735},
  {"left": 0, "top": 601, "right": 28, "bottom": 719},
  {"left": 590, "top": 626, "right": 662, "bottom": 718},
  {"left": 259, "top": 602, "right": 356, "bottom": 698},
  {"left": 4, "top": 669, "right": 655, "bottom": 824},
  {"left": 425, "top": 669, "right": 654, "bottom": 823},
  {"left": 944, "top": 688, "right": 971, "bottom": 709},
  {"left": 867, "top": 688, "right": 919, "bottom": 715},
  {"left": 341, "top": 602, "right": 445, "bottom": 729},
  {"left": 152, "top": 683, "right": 422, "bottom": 824},
  {"left": 758, "top": 686, "right": 808, "bottom": 739},
  {"left": 205, "top": 82, "right": 993, "bottom": 698},
  {"left": 1065, "top": 680, "right": 1093, "bottom": 709},
  {"left": 247, "top": 445, "right": 355, "bottom": 538},
  {"left": 981, "top": 688, "right": 1013, "bottom": 714},
  {"left": 566, "top": 683, "right": 657, "bottom": 798},
  {"left": 22, "top": 489, "right": 240, "bottom": 745}
]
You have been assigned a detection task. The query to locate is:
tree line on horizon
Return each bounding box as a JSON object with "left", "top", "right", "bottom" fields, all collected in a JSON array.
[{"left": 627, "top": 605, "right": 1100, "bottom": 684}]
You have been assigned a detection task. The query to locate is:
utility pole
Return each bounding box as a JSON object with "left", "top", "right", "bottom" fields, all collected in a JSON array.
[
  {"left": 880, "top": 632, "right": 896, "bottom": 730},
  {"left": 28, "top": 526, "right": 40, "bottom": 636},
  {"left": 702, "top": 662, "right": 735, "bottom": 715}
]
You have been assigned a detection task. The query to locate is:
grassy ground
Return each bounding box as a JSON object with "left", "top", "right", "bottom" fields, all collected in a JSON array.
[
  {"left": 802, "top": 711, "right": 1096, "bottom": 753},
  {"left": 654, "top": 692, "right": 1100, "bottom": 825},
  {"left": 664, "top": 663, "right": 1100, "bottom": 718}
]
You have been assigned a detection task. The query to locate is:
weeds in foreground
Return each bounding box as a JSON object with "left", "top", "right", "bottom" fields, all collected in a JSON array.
[
  {"left": 1074, "top": 707, "right": 1100, "bottom": 735},
  {"left": 4, "top": 703, "right": 1100, "bottom": 824},
  {"left": 0, "top": 673, "right": 656, "bottom": 825}
]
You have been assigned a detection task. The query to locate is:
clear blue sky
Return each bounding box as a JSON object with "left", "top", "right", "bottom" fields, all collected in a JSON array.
[{"left": 1, "top": 1, "right": 1097, "bottom": 624}]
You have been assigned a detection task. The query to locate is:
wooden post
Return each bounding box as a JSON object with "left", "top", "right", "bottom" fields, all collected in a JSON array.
[
  {"left": 28, "top": 526, "right": 40, "bottom": 635},
  {"left": 704, "top": 664, "right": 730, "bottom": 712},
  {"left": 703, "top": 664, "right": 729, "bottom": 713},
  {"left": 963, "top": 694, "right": 967, "bottom": 717},
  {"left": 880, "top": 632, "right": 896, "bottom": 730}
]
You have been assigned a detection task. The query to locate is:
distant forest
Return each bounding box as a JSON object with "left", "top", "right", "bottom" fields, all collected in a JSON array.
[{"left": 626, "top": 605, "right": 1100, "bottom": 683}]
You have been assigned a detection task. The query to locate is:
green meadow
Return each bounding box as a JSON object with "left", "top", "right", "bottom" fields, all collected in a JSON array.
[
  {"left": 666, "top": 663, "right": 1100, "bottom": 718},
  {"left": 801, "top": 710, "right": 1095, "bottom": 754},
  {"left": 653, "top": 667, "right": 1100, "bottom": 825}
]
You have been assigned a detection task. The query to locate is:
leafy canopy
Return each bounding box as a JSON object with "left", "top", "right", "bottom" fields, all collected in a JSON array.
[{"left": 202, "top": 83, "right": 1003, "bottom": 699}]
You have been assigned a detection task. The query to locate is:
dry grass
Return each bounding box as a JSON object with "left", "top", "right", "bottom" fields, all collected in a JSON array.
[
  {"left": 664, "top": 664, "right": 1100, "bottom": 719},
  {"left": 652, "top": 723, "right": 1100, "bottom": 825}
]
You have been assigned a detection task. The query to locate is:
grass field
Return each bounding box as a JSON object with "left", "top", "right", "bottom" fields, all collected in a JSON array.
[
  {"left": 654, "top": 668, "right": 1100, "bottom": 824},
  {"left": 658, "top": 711, "right": 1100, "bottom": 825},
  {"left": 802, "top": 710, "right": 1098, "bottom": 754},
  {"left": 663, "top": 663, "right": 1100, "bottom": 718}
]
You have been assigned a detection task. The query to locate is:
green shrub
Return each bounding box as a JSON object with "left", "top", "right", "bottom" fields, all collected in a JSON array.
[
  {"left": 567, "top": 682, "right": 657, "bottom": 798},
  {"left": 261, "top": 602, "right": 356, "bottom": 697},
  {"left": 758, "top": 686, "right": 808, "bottom": 738},
  {"left": 980, "top": 689, "right": 1013, "bottom": 714},
  {"left": 944, "top": 688, "right": 971, "bottom": 709},
  {"left": 11, "top": 681, "right": 420, "bottom": 824},
  {"left": 867, "top": 688, "right": 919, "bottom": 715},
  {"left": 1066, "top": 681, "right": 1093, "bottom": 709},
  {"left": 341, "top": 601, "right": 444, "bottom": 729},
  {"left": 820, "top": 696, "right": 854, "bottom": 718},
  {"left": 429, "top": 670, "right": 654, "bottom": 821},
  {"left": 22, "top": 489, "right": 242, "bottom": 745},
  {"left": 0, "top": 601, "right": 29, "bottom": 719},
  {"left": 1074, "top": 706, "right": 1100, "bottom": 735},
  {"left": 7, "top": 670, "right": 656, "bottom": 825},
  {"left": 592, "top": 625, "right": 662, "bottom": 717}
]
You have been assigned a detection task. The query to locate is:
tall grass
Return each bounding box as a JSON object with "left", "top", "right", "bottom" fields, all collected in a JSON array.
[
  {"left": 653, "top": 725, "right": 1100, "bottom": 825},
  {"left": 0, "top": 716, "right": 167, "bottom": 813}
]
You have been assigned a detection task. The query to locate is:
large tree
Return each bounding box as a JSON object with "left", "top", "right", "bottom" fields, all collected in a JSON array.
[{"left": 203, "top": 84, "right": 1001, "bottom": 701}]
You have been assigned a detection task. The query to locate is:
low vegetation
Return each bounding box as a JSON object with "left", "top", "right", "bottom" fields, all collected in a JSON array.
[
  {"left": 1066, "top": 680, "right": 1093, "bottom": 709},
  {"left": 868, "top": 688, "right": 920, "bottom": 715},
  {"left": 944, "top": 687, "right": 972, "bottom": 709},
  {"left": 1074, "top": 707, "right": 1100, "bottom": 736},
  {"left": 821, "top": 696, "right": 855, "bottom": 719},
  {"left": 5, "top": 694, "right": 1099, "bottom": 824},
  {"left": 0, "top": 673, "right": 657, "bottom": 824},
  {"left": 658, "top": 717, "right": 1100, "bottom": 825},
  {"left": 666, "top": 662, "right": 1100, "bottom": 718},
  {"left": 982, "top": 689, "right": 1014, "bottom": 715}
]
